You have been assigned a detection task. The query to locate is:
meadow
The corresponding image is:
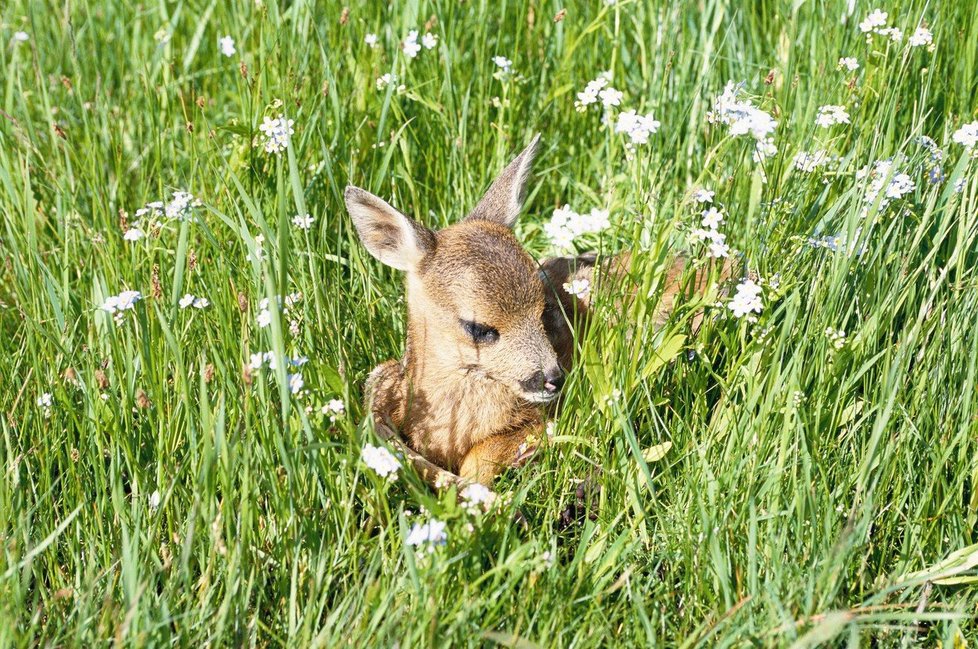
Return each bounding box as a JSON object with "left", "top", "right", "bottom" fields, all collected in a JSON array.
[{"left": 2, "top": 0, "right": 978, "bottom": 645}]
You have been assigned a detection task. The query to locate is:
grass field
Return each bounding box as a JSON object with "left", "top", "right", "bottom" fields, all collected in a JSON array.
[{"left": 2, "top": 0, "right": 978, "bottom": 645}]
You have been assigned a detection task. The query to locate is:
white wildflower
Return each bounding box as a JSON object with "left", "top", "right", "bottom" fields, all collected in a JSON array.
[
  {"left": 460, "top": 483, "right": 497, "bottom": 511},
  {"left": 292, "top": 213, "right": 314, "bottom": 229},
  {"left": 753, "top": 137, "right": 778, "bottom": 162},
  {"left": 257, "top": 309, "right": 272, "bottom": 328},
  {"left": 364, "top": 33, "right": 378, "bottom": 47},
  {"left": 421, "top": 32, "right": 437, "bottom": 49},
  {"left": 287, "top": 373, "right": 304, "bottom": 395},
  {"left": 708, "top": 81, "right": 777, "bottom": 165},
  {"left": 492, "top": 56, "right": 513, "bottom": 72},
  {"left": 815, "top": 105, "right": 850, "bottom": 128},
  {"left": 793, "top": 150, "right": 829, "bottom": 172},
  {"left": 123, "top": 228, "right": 145, "bottom": 241},
  {"left": 563, "top": 278, "right": 591, "bottom": 299},
  {"left": 692, "top": 188, "right": 715, "bottom": 203},
  {"left": 218, "top": 35, "right": 236, "bottom": 57},
  {"left": 825, "top": 327, "right": 847, "bottom": 350},
  {"left": 361, "top": 443, "right": 401, "bottom": 479},
  {"left": 101, "top": 290, "right": 142, "bottom": 324},
  {"left": 885, "top": 173, "right": 915, "bottom": 199},
  {"left": 952, "top": 121, "right": 978, "bottom": 149},
  {"left": 406, "top": 518, "right": 447, "bottom": 550},
  {"left": 544, "top": 205, "right": 611, "bottom": 249},
  {"left": 323, "top": 398, "right": 346, "bottom": 422},
  {"left": 179, "top": 294, "right": 195, "bottom": 309},
  {"left": 149, "top": 490, "right": 162, "bottom": 511},
  {"left": 838, "top": 57, "right": 859, "bottom": 71},
  {"left": 402, "top": 30, "right": 421, "bottom": 58},
  {"left": 908, "top": 27, "right": 932, "bottom": 47},
  {"left": 574, "top": 74, "right": 611, "bottom": 111},
  {"left": 258, "top": 115, "right": 295, "bottom": 155},
  {"left": 727, "top": 279, "right": 763, "bottom": 319},
  {"left": 875, "top": 26, "right": 903, "bottom": 42},
  {"left": 13, "top": 31, "right": 29, "bottom": 42},
  {"left": 858, "top": 10, "right": 888, "bottom": 33},
  {"left": 192, "top": 297, "right": 209, "bottom": 309},
  {"left": 614, "top": 110, "right": 660, "bottom": 145},
  {"left": 701, "top": 206, "right": 725, "bottom": 229},
  {"left": 598, "top": 87, "right": 623, "bottom": 108}
]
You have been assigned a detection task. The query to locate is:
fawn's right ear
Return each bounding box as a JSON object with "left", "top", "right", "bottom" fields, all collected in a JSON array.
[{"left": 344, "top": 186, "right": 435, "bottom": 271}]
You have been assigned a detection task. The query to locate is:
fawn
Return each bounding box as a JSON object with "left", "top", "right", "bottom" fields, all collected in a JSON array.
[{"left": 346, "top": 135, "right": 714, "bottom": 485}]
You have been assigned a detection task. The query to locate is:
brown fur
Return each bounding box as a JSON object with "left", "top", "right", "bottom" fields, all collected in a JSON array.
[{"left": 347, "top": 137, "right": 727, "bottom": 485}]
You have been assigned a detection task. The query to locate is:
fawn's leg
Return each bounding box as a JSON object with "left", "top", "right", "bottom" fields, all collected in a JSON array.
[{"left": 459, "top": 431, "right": 538, "bottom": 484}]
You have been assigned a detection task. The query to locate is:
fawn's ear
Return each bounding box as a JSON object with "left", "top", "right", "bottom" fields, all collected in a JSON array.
[
  {"left": 466, "top": 133, "right": 541, "bottom": 228},
  {"left": 345, "top": 186, "right": 435, "bottom": 271}
]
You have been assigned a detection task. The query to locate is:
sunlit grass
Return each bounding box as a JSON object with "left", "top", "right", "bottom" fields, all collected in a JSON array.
[{"left": 1, "top": 0, "right": 977, "bottom": 646}]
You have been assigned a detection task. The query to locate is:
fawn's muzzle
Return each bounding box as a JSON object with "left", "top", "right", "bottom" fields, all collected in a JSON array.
[{"left": 521, "top": 367, "right": 565, "bottom": 397}]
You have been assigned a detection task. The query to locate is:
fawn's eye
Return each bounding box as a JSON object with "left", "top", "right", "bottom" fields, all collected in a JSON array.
[{"left": 461, "top": 320, "right": 499, "bottom": 345}]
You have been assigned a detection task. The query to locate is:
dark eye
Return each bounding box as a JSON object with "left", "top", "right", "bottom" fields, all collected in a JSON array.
[{"left": 461, "top": 320, "right": 499, "bottom": 344}]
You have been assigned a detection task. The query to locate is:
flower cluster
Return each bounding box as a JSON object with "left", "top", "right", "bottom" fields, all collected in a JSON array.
[
  {"left": 574, "top": 71, "right": 617, "bottom": 111},
  {"left": 575, "top": 72, "right": 660, "bottom": 150},
  {"left": 292, "top": 213, "right": 314, "bottom": 230},
  {"left": 37, "top": 392, "right": 53, "bottom": 418},
  {"left": 543, "top": 204, "right": 611, "bottom": 250},
  {"left": 952, "top": 121, "right": 978, "bottom": 150},
  {"left": 614, "top": 110, "right": 661, "bottom": 146},
  {"left": 133, "top": 190, "right": 202, "bottom": 228},
  {"left": 179, "top": 294, "right": 210, "bottom": 309},
  {"left": 375, "top": 73, "right": 405, "bottom": 93},
  {"left": 807, "top": 229, "right": 866, "bottom": 256},
  {"left": 825, "top": 327, "right": 847, "bottom": 350},
  {"left": 815, "top": 105, "right": 850, "bottom": 128},
  {"left": 322, "top": 398, "right": 346, "bottom": 422},
  {"left": 248, "top": 350, "right": 308, "bottom": 372},
  {"left": 492, "top": 55, "right": 514, "bottom": 80},
  {"left": 793, "top": 150, "right": 830, "bottom": 173},
  {"left": 361, "top": 443, "right": 401, "bottom": 479},
  {"left": 256, "top": 292, "right": 302, "bottom": 329},
  {"left": 460, "top": 483, "right": 497, "bottom": 512},
  {"left": 402, "top": 29, "right": 437, "bottom": 58},
  {"left": 916, "top": 136, "right": 948, "bottom": 187},
  {"left": 727, "top": 279, "right": 763, "bottom": 320},
  {"left": 406, "top": 518, "right": 447, "bottom": 551},
  {"left": 258, "top": 115, "right": 295, "bottom": 155},
  {"left": 857, "top": 159, "right": 915, "bottom": 211},
  {"left": 858, "top": 10, "right": 902, "bottom": 41},
  {"left": 101, "top": 290, "right": 142, "bottom": 324},
  {"left": 707, "top": 81, "right": 777, "bottom": 163},
  {"left": 687, "top": 189, "right": 730, "bottom": 259},
  {"left": 858, "top": 10, "right": 933, "bottom": 49},
  {"left": 837, "top": 57, "right": 859, "bottom": 72},
  {"left": 908, "top": 27, "right": 933, "bottom": 48}
]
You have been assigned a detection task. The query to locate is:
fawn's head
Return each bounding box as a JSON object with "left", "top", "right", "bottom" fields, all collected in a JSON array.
[{"left": 345, "top": 135, "right": 564, "bottom": 403}]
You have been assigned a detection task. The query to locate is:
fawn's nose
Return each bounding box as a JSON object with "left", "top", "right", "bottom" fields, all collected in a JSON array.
[
  {"left": 543, "top": 367, "right": 565, "bottom": 394},
  {"left": 520, "top": 367, "right": 565, "bottom": 396}
]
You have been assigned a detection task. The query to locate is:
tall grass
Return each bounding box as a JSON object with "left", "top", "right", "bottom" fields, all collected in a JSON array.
[{"left": 1, "top": 0, "right": 976, "bottom": 645}]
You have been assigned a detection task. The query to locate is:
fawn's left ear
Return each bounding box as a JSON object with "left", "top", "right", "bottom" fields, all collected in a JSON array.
[{"left": 466, "top": 133, "right": 541, "bottom": 228}]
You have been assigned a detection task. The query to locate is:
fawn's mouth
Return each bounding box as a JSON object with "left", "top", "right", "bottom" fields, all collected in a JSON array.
[{"left": 522, "top": 389, "right": 560, "bottom": 404}]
